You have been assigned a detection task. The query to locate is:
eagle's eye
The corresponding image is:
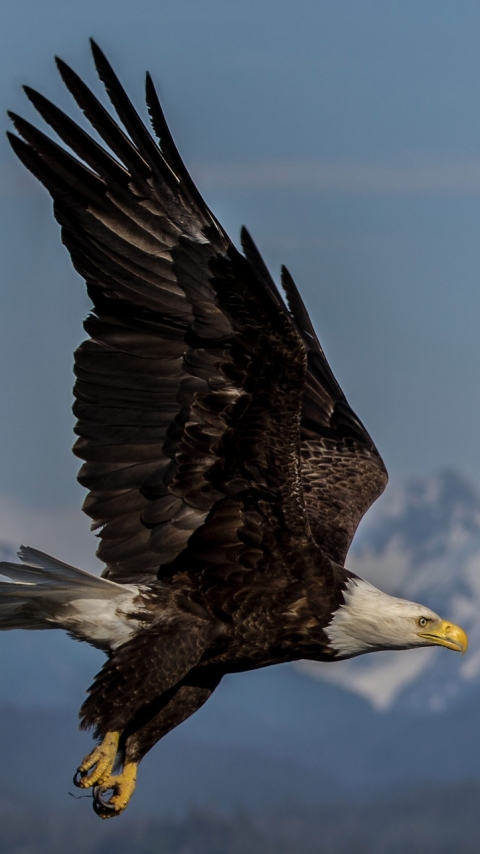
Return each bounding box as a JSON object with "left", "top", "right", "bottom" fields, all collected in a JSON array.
[{"left": 418, "top": 617, "right": 428, "bottom": 628}]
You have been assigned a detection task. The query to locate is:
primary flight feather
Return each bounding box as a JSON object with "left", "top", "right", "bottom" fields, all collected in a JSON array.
[{"left": 2, "top": 41, "right": 467, "bottom": 818}]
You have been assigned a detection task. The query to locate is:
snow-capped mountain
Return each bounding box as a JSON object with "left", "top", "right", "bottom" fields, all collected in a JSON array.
[{"left": 300, "top": 469, "right": 480, "bottom": 711}]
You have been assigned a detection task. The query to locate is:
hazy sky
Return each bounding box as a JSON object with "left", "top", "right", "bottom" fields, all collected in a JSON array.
[{"left": 2, "top": 0, "right": 480, "bottom": 515}]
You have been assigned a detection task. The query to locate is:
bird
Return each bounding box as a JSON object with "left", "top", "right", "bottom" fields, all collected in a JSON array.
[{"left": 2, "top": 41, "right": 467, "bottom": 819}]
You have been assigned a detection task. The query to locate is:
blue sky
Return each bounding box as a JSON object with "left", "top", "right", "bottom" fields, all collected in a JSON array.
[{"left": 2, "top": 0, "right": 480, "bottom": 513}]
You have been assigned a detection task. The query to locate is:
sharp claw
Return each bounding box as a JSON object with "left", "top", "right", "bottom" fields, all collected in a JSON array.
[
  {"left": 73, "top": 770, "right": 84, "bottom": 788},
  {"left": 93, "top": 785, "right": 117, "bottom": 815}
]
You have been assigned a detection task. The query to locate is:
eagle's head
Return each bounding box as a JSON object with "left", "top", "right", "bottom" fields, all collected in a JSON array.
[{"left": 325, "top": 577, "right": 468, "bottom": 659}]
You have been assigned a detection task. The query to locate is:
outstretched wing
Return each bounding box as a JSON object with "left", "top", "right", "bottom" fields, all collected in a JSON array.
[
  {"left": 241, "top": 230, "right": 388, "bottom": 564},
  {"left": 7, "top": 42, "right": 310, "bottom": 586}
]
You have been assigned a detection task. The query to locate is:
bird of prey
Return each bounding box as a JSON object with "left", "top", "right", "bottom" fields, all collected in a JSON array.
[{"left": 1, "top": 42, "right": 467, "bottom": 819}]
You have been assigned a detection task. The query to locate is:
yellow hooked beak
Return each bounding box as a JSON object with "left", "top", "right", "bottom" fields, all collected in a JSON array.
[{"left": 418, "top": 620, "right": 468, "bottom": 654}]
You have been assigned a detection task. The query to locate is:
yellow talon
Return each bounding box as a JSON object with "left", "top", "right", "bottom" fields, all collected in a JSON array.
[
  {"left": 92, "top": 761, "right": 138, "bottom": 819},
  {"left": 74, "top": 731, "right": 120, "bottom": 788}
]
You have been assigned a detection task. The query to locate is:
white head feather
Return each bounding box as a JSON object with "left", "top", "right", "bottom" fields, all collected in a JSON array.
[{"left": 325, "top": 577, "right": 442, "bottom": 658}]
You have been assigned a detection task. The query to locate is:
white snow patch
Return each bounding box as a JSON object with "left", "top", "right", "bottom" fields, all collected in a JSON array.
[{"left": 298, "top": 647, "right": 436, "bottom": 711}]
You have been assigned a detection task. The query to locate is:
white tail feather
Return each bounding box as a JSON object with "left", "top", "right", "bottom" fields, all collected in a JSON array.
[{"left": 0, "top": 547, "right": 145, "bottom": 650}]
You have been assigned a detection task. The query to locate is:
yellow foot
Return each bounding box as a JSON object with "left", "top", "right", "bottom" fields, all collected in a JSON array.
[
  {"left": 92, "top": 761, "right": 138, "bottom": 819},
  {"left": 73, "top": 731, "right": 120, "bottom": 789}
]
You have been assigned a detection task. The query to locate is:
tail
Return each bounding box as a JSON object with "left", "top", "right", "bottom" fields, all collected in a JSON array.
[{"left": 0, "top": 547, "right": 143, "bottom": 651}]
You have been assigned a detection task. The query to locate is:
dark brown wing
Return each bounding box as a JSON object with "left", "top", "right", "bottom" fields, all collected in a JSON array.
[
  {"left": 240, "top": 230, "right": 388, "bottom": 564},
  {"left": 7, "top": 42, "right": 311, "bottom": 586}
]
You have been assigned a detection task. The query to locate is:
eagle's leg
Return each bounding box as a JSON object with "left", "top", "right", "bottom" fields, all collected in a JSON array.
[
  {"left": 74, "top": 620, "right": 216, "bottom": 817},
  {"left": 73, "top": 730, "right": 120, "bottom": 788},
  {"left": 125, "top": 671, "right": 222, "bottom": 763},
  {"left": 91, "top": 669, "right": 222, "bottom": 819}
]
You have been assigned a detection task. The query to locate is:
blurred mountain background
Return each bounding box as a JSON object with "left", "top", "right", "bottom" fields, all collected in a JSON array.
[{"left": 3, "top": 2, "right": 480, "bottom": 851}]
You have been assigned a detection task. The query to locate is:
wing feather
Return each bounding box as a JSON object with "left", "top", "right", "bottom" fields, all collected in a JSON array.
[
  {"left": 9, "top": 44, "right": 310, "bottom": 586},
  {"left": 8, "top": 43, "right": 386, "bottom": 589},
  {"left": 280, "top": 265, "right": 388, "bottom": 562},
  {"left": 241, "top": 227, "right": 387, "bottom": 561}
]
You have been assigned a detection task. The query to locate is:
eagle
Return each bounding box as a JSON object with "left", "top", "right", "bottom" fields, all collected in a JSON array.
[{"left": 1, "top": 42, "right": 467, "bottom": 819}]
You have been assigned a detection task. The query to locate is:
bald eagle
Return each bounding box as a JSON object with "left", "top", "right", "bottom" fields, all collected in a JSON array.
[{"left": 2, "top": 42, "right": 467, "bottom": 819}]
